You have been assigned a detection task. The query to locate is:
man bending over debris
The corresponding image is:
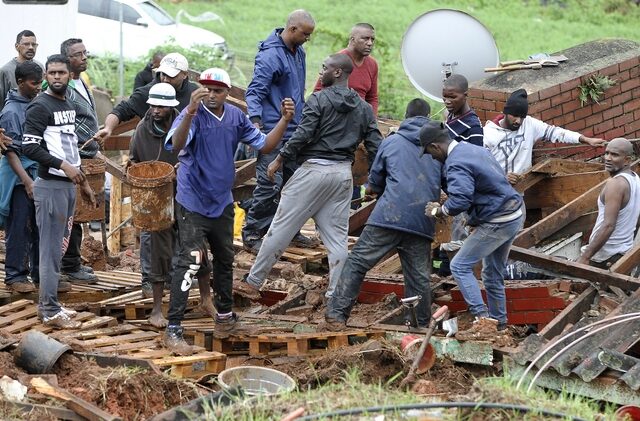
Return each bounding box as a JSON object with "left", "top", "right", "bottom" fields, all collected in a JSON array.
[
  {"left": 323, "top": 99, "right": 441, "bottom": 330},
  {"left": 22, "top": 55, "right": 97, "bottom": 329},
  {"left": 577, "top": 138, "right": 640, "bottom": 268},
  {"left": 162, "top": 68, "right": 294, "bottom": 355},
  {"left": 238, "top": 53, "right": 382, "bottom": 300},
  {"left": 422, "top": 121, "right": 523, "bottom": 340},
  {"left": 483, "top": 88, "right": 605, "bottom": 184}
]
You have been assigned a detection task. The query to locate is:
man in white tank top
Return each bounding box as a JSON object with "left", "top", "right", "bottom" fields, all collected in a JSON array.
[{"left": 578, "top": 138, "right": 640, "bottom": 268}]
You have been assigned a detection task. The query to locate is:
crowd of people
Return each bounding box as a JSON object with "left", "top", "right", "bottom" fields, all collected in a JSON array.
[{"left": 0, "top": 11, "right": 638, "bottom": 351}]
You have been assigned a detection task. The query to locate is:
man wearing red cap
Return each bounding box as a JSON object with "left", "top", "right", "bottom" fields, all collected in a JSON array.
[{"left": 161, "top": 68, "right": 295, "bottom": 355}]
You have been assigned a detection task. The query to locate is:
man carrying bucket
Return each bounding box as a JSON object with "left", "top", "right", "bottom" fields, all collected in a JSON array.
[{"left": 162, "top": 68, "right": 295, "bottom": 355}]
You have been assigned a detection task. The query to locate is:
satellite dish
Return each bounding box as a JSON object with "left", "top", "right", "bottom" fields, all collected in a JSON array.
[{"left": 401, "top": 9, "right": 500, "bottom": 102}]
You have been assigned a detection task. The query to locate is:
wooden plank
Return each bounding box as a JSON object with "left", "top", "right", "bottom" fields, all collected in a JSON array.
[
  {"left": 546, "top": 211, "right": 597, "bottom": 242},
  {"left": 102, "top": 135, "right": 131, "bottom": 151},
  {"left": 537, "top": 286, "right": 598, "bottom": 340},
  {"left": 536, "top": 158, "right": 604, "bottom": 175},
  {"left": 107, "top": 176, "right": 122, "bottom": 254},
  {"left": 7, "top": 402, "right": 86, "bottom": 421},
  {"left": 348, "top": 200, "right": 376, "bottom": 235},
  {"left": 509, "top": 246, "right": 640, "bottom": 291},
  {"left": 233, "top": 158, "right": 257, "bottom": 188},
  {"left": 524, "top": 171, "right": 609, "bottom": 209},
  {"left": 79, "top": 331, "right": 159, "bottom": 348},
  {"left": 101, "top": 155, "right": 127, "bottom": 181},
  {"left": 610, "top": 242, "right": 640, "bottom": 275},
  {"left": 111, "top": 117, "right": 140, "bottom": 136}
]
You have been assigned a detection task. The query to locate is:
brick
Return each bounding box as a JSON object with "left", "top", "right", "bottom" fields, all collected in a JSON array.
[
  {"left": 610, "top": 91, "right": 633, "bottom": 107},
  {"left": 542, "top": 105, "right": 565, "bottom": 121},
  {"left": 635, "top": 109, "right": 640, "bottom": 120},
  {"left": 615, "top": 69, "right": 630, "bottom": 83},
  {"left": 551, "top": 91, "right": 573, "bottom": 107},
  {"left": 527, "top": 91, "right": 540, "bottom": 102},
  {"left": 630, "top": 66, "right": 640, "bottom": 79},
  {"left": 599, "top": 63, "right": 619, "bottom": 77},
  {"left": 508, "top": 310, "right": 557, "bottom": 325},
  {"left": 505, "top": 285, "right": 556, "bottom": 299},
  {"left": 561, "top": 99, "right": 581, "bottom": 114},
  {"left": 560, "top": 78, "right": 581, "bottom": 92},
  {"left": 510, "top": 297, "right": 567, "bottom": 311},
  {"left": 361, "top": 280, "right": 405, "bottom": 295},
  {"left": 574, "top": 104, "right": 593, "bottom": 120},
  {"left": 614, "top": 113, "right": 634, "bottom": 127},
  {"left": 475, "top": 110, "right": 487, "bottom": 123},
  {"left": 552, "top": 115, "right": 572, "bottom": 127},
  {"left": 623, "top": 98, "right": 640, "bottom": 114},
  {"left": 593, "top": 119, "right": 615, "bottom": 135},
  {"left": 529, "top": 98, "right": 551, "bottom": 114},
  {"left": 539, "top": 85, "right": 561, "bottom": 100},
  {"left": 565, "top": 119, "right": 586, "bottom": 132},
  {"left": 468, "top": 88, "right": 483, "bottom": 99},
  {"left": 357, "top": 291, "right": 389, "bottom": 304},
  {"left": 619, "top": 57, "right": 640, "bottom": 72},
  {"left": 450, "top": 290, "right": 465, "bottom": 301},
  {"left": 483, "top": 90, "right": 508, "bottom": 101},
  {"left": 475, "top": 99, "right": 497, "bottom": 111},
  {"left": 606, "top": 127, "right": 626, "bottom": 139},
  {"left": 486, "top": 111, "right": 501, "bottom": 123},
  {"left": 633, "top": 87, "right": 640, "bottom": 99},
  {"left": 558, "top": 280, "right": 571, "bottom": 292},
  {"left": 586, "top": 113, "right": 604, "bottom": 127},
  {"left": 602, "top": 105, "right": 623, "bottom": 121},
  {"left": 621, "top": 78, "right": 640, "bottom": 93},
  {"left": 434, "top": 300, "right": 468, "bottom": 313},
  {"left": 602, "top": 84, "right": 622, "bottom": 98}
]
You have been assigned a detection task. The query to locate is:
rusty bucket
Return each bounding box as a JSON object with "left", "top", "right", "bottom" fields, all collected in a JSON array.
[
  {"left": 74, "top": 159, "right": 106, "bottom": 223},
  {"left": 127, "top": 161, "right": 175, "bottom": 231}
]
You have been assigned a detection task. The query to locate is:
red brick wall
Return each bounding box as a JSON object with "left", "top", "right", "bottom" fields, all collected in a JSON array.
[{"left": 468, "top": 56, "right": 640, "bottom": 141}]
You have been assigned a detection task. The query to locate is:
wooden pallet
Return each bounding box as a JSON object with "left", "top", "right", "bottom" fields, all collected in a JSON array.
[
  {"left": 0, "top": 299, "right": 117, "bottom": 336},
  {"left": 212, "top": 330, "right": 385, "bottom": 357}
]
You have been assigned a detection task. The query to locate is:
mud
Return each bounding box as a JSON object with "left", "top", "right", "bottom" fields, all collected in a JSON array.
[
  {"left": 81, "top": 236, "right": 106, "bottom": 271},
  {"left": 74, "top": 159, "right": 106, "bottom": 223},
  {"left": 107, "top": 248, "right": 141, "bottom": 272}
]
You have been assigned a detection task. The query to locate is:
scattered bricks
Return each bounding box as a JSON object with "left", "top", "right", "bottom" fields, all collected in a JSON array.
[
  {"left": 551, "top": 91, "right": 573, "bottom": 107},
  {"left": 541, "top": 105, "right": 563, "bottom": 121},
  {"left": 619, "top": 57, "right": 640, "bottom": 72},
  {"left": 539, "top": 85, "right": 561, "bottom": 100},
  {"left": 560, "top": 78, "right": 581, "bottom": 93},
  {"left": 621, "top": 78, "right": 640, "bottom": 93},
  {"left": 561, "top": 99, "right": 581, "bottom": 115},
  {"left": 599, "top": 295, "right": 621, "bottom": 312},
  {"left": 558, "top": 280, "right": 572, "bottom": 293},
  {"left": 510, "top": 297, "right": 567, "bottom": 311},
  {"left": 611, "top": 91, "right": 633, "bottom": 107},
  {"left": 602, "top": 105, "right": 623, "bottom": 121},
  {"left": 483, "top": 90, "right": 508, "bottom": 101},
  {"left": 574, "top": 104, "right": 593, "bottom": 120},
  {"left": 593, "top": 119, "right": 615, "bottom": 135},
  {"left": 508, "top": 310, "right": 557, "bottom": 325}
]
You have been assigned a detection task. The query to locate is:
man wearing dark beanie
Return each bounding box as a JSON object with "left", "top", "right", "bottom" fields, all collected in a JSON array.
[{"left": 484, "top": 88, "right": 605, "bottom": 184}]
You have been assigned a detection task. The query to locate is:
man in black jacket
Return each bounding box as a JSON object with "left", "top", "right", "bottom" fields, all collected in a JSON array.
[
  {"left": 238, "top": 54, "right": 382, "bottom": 300},
  {"left": 133, "top": 51, "right": 165, "bottom": 92},
  {"left": 93, "top": 53, "right": 197, "bottom": 141}
]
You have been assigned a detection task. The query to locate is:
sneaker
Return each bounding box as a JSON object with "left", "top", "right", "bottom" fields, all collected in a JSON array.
[
  {"left": 58, "top": 281, "right": 72, "bottom": 293},
  {"left": 141, "top": 281, "right": 153, "bottom": 299},
  {"left": 242, "top": 238, "right": 263, "bottom": 255},
  {"left": 62, "top": 270, "right": 98, "bottom": 284},
  {"left": 163, "top": 326, "right": 193, "bottom": 356},
  {"left": 6, "top": 281, "right": 37, "bottom": 294},
  {"left": 455, "top": 316, "right": 498, "bottom": 342},
  {"left": 42, "top": 310, "right": 81, "bottom": 329},
  {"left": 291, "top": 232, "right": 320, "bottom": 248},
  {"left": 213, "top": 313, "right": 238, "bottom": 339},
  {"left": 497, "top": 322, "right": 508, "bottom": 332},
  {"left": 80, "top": 265, "right": 94, "bottom": 274},
  {"left": 232, "top": 275, "right": 261, "bottom": 300},
  {"left": 317, "top": 317, "right": 347, "bottom": 332},
  {"left": 61, "top": 307, "right": 78, "bottom": 318}
]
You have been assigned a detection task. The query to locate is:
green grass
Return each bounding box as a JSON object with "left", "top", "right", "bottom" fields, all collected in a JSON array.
[{"left": 151, "top": 0, "right": 640, "bottom": 118}]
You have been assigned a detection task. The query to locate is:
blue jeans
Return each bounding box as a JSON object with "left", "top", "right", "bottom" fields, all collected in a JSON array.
[
  {"left": 4, "top": 185, "right": 39, "bottom": 284},
  {"left": 327, "top": 225, "right": 432, "bottom": 326},
  {"left": 450, "top": 215, "right": 523, "bottom": 325}
]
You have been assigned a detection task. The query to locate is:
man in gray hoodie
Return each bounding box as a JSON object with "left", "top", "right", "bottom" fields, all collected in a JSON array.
[{"left": 238, "top": 53, "right": 382, "bottom": 300}]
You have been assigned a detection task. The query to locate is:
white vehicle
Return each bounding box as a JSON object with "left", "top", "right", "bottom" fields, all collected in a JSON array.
[{"left": 77, "top": 0, "right": 231, "bottom": 60}]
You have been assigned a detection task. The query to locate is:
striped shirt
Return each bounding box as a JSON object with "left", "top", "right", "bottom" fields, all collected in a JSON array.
[{"left": 445, "top": 109, "right": 484, "bottom": 146}]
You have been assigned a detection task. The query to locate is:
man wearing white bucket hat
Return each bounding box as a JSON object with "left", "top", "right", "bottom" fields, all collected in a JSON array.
[
  {"left": 128, "top": 82, "right": 216, "bottom": 328},
  {"left": 162, "top": 68, "right": 295, "bottom": 355}
]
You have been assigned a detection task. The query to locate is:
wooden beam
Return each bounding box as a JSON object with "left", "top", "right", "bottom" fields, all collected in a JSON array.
[
  {"left": 535, "top": 158, "right": 604, "bottom": 175},
  {"left": 546, "top": 211, "right": 597, "bottom": 241},
  {"left": 233, "top": 158, "right": 257, "bottom": 188},
  {"left": 348, "top": 200, "right": 376, "bottom": 235},
  {"left": 102, "top": 135, "right": 131, "bottom": 151},
  {"left": 509, "top": 245, "right": 640, "bottom": 291},
  {"left": 524, "top": 171, "right": 609, "bottom": 209},
  {"left": 537, "top": 286, "right": 597, "bottom": 340},
  {"left": 111, "top": 117, "right": 140, "bottom": 136},
  {"left": 108, "top": 176, "right": 122, "bottom": 254},
  {"left": 610, "top": 242, "right": 640, "bottom": 275}
]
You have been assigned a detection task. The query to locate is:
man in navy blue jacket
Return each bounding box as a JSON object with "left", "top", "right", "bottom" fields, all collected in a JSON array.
[
  {"left": 421, "top": 120, "right": 523, "bottom": 341},
  {"left": 242, "top": 10, "right": 317, "bottom": 253},
  {"left": 324, "top": 99, "right": 441, "bottom": 329}
]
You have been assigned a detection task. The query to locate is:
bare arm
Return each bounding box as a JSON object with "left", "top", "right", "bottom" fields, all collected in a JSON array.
[
  {"left": 260, "top": 98, "right": 295, "bottom": 154},
  {"left": 170, "top": 88, "right": 209, "bottom": 153},
  {"left": 577, "top": 178, "right": 626, "bottom": 263},
  {"left": 578, "top": 134, "right": 607, "bottom": 147}
]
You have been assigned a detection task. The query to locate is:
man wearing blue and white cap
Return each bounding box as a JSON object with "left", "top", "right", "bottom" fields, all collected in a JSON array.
[{"left": 162, "top": 68, "right": 295, "bottom": 355}]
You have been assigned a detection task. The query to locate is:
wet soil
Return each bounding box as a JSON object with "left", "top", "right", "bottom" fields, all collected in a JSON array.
[{"left": 81, "top": 236, "right": 106, "bottom": 271}]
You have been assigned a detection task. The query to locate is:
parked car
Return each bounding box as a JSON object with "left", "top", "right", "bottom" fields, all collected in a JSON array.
[{"left": 77, "top": 0, "right": 232, "bottom": 61}]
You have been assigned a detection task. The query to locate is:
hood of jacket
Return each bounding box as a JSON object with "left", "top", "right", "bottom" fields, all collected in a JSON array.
[
  {"left": 142, "top": 107, "right": 179, "bottom": 139},
  {"left": 4, "top": 89, "right": 30, "bottom": 107},
  {"left": 259, "top": 28, "right": 288, "bottom": 52},
  {"left": 396, "top": 116, "right": 430, "bottom": 147},
  {"left": 322, "top": 85, "right": 360, "bottom": 113}
]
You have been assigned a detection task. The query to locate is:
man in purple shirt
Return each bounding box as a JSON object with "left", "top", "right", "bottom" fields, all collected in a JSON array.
[{"left": 162, "top": 68, "right": 294, "bottom": 355}]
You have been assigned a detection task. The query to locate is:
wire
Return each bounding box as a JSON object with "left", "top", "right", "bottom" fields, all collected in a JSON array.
[
  {"left": 296, "top": 402, "right": 586, "bottom": 420},
  {"left": 516, "top": 311, "right": 640, "bottom": 390}
]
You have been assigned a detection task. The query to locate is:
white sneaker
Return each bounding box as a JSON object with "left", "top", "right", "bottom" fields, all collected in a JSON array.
[
  {"left": 42, "top": 311, "right": 81, "bottom": 329},
  {"left": 60, "top": 307, "right": 78, "bottom": 318}
]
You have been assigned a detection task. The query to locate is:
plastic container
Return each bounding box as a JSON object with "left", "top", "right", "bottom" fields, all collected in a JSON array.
[
  {"left": 127, "top": 161, "right": 175, "bottom": 231},
  {"left": 218, "top": 366, "right": 296, "bottom": 396},
  {"left": 616, "top": 405, "right": 640, "bottom": 420},
  {"left": 74, "top": 158, "right": 106, "bottom": 222},
  {"left": 14, "top": 331, "right": 72, "bottom": 374},
  {"left": 400, "top": 334, "right": 436, "bottom": 374}
]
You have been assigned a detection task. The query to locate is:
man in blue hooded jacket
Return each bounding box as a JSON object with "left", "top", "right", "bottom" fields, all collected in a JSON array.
[
  {"left": 242, "top": 10, "right": 317, "bottom": 253},
  {"left": 324, "top": 99, "right": 441, "bottom": 329}
]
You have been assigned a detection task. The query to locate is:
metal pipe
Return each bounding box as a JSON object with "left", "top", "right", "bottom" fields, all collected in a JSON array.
[
  {"left": 516, "top": 311, "right": 640, "bottom": 390},
  {"left": 526, "top": 314, "right": 640, "bottom": 393}
]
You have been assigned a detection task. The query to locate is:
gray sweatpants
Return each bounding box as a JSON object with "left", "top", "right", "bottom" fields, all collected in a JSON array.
[
  {"left": 246, "top": 161, "right": 352, "bottom": 297},
  {"left": 33, "top": 178, "right": 76, "bottom": 318}
]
